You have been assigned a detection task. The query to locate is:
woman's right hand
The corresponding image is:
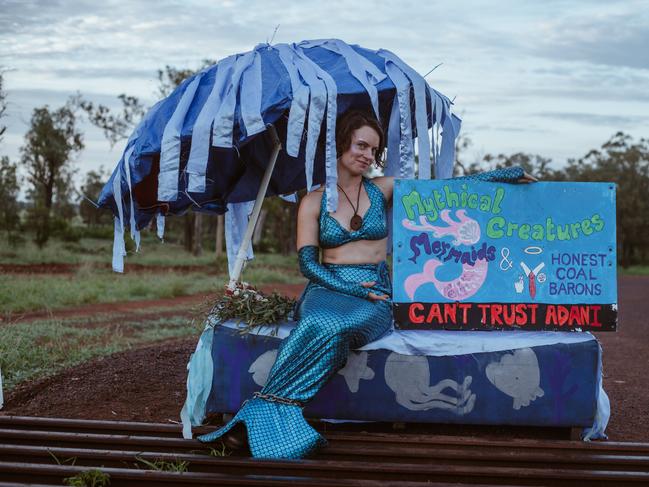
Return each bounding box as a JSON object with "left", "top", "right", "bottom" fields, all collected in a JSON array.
[{"left": 361, "top": 281, "right": 389, "bottom": 301}]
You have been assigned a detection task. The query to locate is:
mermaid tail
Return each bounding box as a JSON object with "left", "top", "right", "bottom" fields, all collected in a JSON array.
[
  {"left": 198, "top": 262, "right": 392, "bottom": 459},
  {"left": 196, "top": 397, "right": 326, "bottom": 458}
]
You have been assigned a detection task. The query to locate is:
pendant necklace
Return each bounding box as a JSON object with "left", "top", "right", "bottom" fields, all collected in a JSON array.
[{"left": 337, "top": 178, "right": 364, "bottom": 231}]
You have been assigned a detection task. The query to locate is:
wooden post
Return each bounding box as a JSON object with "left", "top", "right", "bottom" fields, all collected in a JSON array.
[
  {"left": 215, "top": 214, "right": 224, "bottom": 257},
  {"left": 229, "top": 125, "right": 281, "bottom": 285}
]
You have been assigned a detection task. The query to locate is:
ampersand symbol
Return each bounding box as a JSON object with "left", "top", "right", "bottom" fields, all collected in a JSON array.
[{"left": 500, "top": 247, "right": 514, "bottom": 271}]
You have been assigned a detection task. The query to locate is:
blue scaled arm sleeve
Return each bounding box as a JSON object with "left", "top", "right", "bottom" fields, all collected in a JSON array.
[
  {"left": 298, "top": 246, "right": 370, "bottom": 299},
  {"left": 456, "top": 166, "right": 525, "bottom": 183}
]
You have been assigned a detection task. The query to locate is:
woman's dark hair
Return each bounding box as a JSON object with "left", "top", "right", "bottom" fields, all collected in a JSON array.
[{"left": 335, "top": 110, "right": 385, "bottom": 167}]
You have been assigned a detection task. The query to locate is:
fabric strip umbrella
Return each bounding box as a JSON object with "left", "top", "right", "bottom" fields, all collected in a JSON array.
[{"left": 97, "top": 38, "right": 462, "bottom": 282}]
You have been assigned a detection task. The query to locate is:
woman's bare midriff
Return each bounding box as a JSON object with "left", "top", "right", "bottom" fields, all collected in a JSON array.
[{"left": 321, "top": 237, "right": 388, "bottom": 265}]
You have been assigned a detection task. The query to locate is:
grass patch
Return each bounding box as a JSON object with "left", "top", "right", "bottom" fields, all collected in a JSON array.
[
  {"left": 619, "top": 265, "right": 649, "bottom": 276},
  {"left": 63, "top": 469, "right": 110, "bottom": 487},
  {"left": 136, "top": 456, "right": 189, "bottom": 473},
  {"left": 0, "top": 314, "right": 197, "bottom": 390},
  {"left": 0, "top": 238, "right": 111, "bottom": 265},
  {"left": 0, "top": 270, "right": 224, "bottom": 314},
  {"left": 1, "top": 235, "right": 302, "bottom": 314},
  {"left": 0, "top": 235, "right": 298, "bottom": 269},
  {"left": 1, "top": 264, "right": 303, "bottom": 314}
]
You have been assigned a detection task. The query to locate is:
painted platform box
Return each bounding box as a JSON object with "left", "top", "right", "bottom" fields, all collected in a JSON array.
[{"left": 392, "top": 180, "right": 617, "bottom": 331}]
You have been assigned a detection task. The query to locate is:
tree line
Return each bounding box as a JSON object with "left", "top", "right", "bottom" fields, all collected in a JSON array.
[{"left": 0, "top": 67, "right": 647, "bottom": 266}]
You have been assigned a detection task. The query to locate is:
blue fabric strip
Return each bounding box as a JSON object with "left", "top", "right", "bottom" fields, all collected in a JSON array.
[
  {"left": 377, "top": 50, "right": 431, "bottom": 180},
  {"left": 156, "top": 212, "right": 165, "bottom": 240},
  {"left": 187, "top": 56, "right": 237, "bottom": 193},
  {"left": 212, "top": 50, "right": 256, "bottom": 148},
  {"left": 291, "top": 46, "right": 328, "bottom": 194},
  {"left": 225, "top": 201, "right": 255, "bottom": 278},
  {"left": 426, "top": 86, "right": 440, "bottom": 170},
  {"left": 280, "top": 192, "right": 297, "bottom": 203},
  {"left": 383, "top": 61, "right": 414, "bottom": 179},
  {"left": 158, "top": 72, "right": 205, "bottom": 201},
  {"left": 583, "top": 343, "right": 610, "bottom": 440},
  {"left": 111, "top": 168, "right": 126, "bottom": 273},
  {"left": 274, "top": 44, "right": 309, "bottom": 161},
  {"left": 122, "top": 145, "right": 140, "bottom": 251},
  {"left": 296, "top": 44, "right": 339, "bottom": 212},
  {"left": 300, "top": 39, "right": 385, "bottom": 119},
  {"left": 438, "top": 111, "right": 461, "bottom": 179},
  {"left": 239, "top": 50, "right": 266, "bottom": 138},
  {"left": 180, "top": 322, "right": 216, "bottom": 437},
  {"left": 385, "top": 93, "right": 400, "bottom": 178}
]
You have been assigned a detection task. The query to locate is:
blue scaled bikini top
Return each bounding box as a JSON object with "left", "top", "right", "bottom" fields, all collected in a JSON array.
[{"left": 318, "top": 178, "right": 388, "bottom": 249}]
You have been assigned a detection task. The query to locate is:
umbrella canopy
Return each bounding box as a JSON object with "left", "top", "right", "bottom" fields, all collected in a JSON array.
[{"left": 98, "top": 39, "right": 461, "bottom": 273}]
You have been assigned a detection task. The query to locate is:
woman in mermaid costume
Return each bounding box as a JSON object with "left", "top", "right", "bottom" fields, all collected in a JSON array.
[{"left": 198, "top": 110, "right": 531, "bottom": 459}]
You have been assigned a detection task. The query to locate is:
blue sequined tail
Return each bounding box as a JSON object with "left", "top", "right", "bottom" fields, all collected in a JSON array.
[{"left": 198, "top": 262, "right": 392, "bottom": 459}]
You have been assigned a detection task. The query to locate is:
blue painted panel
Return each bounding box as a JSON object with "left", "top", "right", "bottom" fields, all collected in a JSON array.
[
  {"left": 206, "top": 326, "right": 598, "bottom": 427},
  {"left": 392, "top": 180, "right": 617, "bottom": 331}
]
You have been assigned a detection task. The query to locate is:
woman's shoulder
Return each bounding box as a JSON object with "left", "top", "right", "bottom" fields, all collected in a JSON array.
[
  {"left": 299, "top": 188, "right": 325, "bottom": 215},
  {"left": 368, "top": 176, "right": 394, "bottom": 201}
]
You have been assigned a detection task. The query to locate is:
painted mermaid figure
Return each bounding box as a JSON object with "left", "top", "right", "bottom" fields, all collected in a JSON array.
[{"left": 198, "top": 110, "right": 533, "bottom": 459}]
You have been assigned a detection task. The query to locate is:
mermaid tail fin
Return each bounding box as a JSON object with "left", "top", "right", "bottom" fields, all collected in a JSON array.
[{"left": 198, "top": 397, "right": 326, "bottom": 459}]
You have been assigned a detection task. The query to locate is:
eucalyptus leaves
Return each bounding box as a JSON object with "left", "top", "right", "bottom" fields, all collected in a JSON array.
[{"left": 209, "top": 281, "right": 296, "bottom": 335}]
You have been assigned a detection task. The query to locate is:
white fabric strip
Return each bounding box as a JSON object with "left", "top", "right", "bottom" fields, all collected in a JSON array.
[{"left": 221, "top": 319, "right": 595, "bottom": 355}]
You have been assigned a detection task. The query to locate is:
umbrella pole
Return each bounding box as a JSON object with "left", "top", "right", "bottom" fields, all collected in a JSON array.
[{"left": 229, "top": 124, "right": 282, "bottom": 286}]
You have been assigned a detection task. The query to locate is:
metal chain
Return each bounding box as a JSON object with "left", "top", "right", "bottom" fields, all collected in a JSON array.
[{"left": 252, "top": 392, "right": 304, "bottom": 408}]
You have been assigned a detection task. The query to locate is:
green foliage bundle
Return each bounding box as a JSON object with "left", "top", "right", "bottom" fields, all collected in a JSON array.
[{"left": 209, "top": 282, "right": 296, "bottom": 334}]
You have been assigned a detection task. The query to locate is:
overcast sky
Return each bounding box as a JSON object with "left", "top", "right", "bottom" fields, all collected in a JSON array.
[{"left": 1, "top": 0, "right": 648, "bottom": 184}]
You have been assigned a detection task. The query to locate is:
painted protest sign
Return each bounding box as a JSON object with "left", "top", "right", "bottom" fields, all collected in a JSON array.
[{"left": 392, "top": 180, "right": 617, "bottom": 331}]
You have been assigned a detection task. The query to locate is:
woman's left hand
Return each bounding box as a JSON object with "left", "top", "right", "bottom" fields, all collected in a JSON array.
[
  {"left": 519, "top": 171, "right": 538, "bottom": 183},
  {"left": 367, "top": 291, "right": 389, "bottom": 301},
  {"left": 361, "top": 281, "right": 389, "bottom": 301}
]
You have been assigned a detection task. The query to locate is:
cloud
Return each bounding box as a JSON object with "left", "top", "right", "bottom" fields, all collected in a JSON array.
[
  {"left": 532, "top": 7, "right": 649, "bottom": 70},
  {"left": 536, "top": 111, "right": 649, "bottom": 128},
  {"left": 2, "top": 0, "right": 648, "bottom": 173}
]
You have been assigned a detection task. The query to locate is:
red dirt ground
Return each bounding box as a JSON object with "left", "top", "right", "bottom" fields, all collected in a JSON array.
[{"left": 2, "top": 278, "right": 648, "bottom": 441}]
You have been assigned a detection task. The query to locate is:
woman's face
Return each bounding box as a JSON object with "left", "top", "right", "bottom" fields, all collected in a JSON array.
[{"left": 338, "top": 125, "right": 381, "bottom": 176}]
